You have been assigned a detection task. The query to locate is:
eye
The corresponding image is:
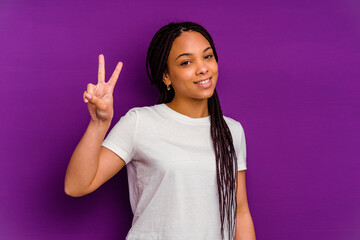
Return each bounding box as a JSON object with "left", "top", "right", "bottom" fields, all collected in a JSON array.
[
  {"left": 204, "top": 54, "right": 213, "bottom": 59},
  {"left": 180, "top": 61, "right": 191, "bottom": 66}
]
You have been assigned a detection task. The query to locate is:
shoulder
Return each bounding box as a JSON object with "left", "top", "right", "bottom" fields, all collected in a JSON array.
[
  {"left": 223, "top": 115, "right": 245, "bottom": 134},
  {"left": 125, "top": 104, "right": 162, "bottom": 117},
  {"left": 121, "top": 104, "right": 164, "bottom": 124},
  {"left": 223, "top": 115, "right": 247, "bottom": 158}
]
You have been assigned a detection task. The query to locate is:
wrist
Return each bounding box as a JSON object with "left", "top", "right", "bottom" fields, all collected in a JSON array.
[{"left": 89, "top": 118, "right": 112, "bottom": 131}]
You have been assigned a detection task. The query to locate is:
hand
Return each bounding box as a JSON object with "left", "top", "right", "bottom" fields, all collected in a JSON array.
[{"left": 83, "top": 54, "right": 123, "bottom": 123}]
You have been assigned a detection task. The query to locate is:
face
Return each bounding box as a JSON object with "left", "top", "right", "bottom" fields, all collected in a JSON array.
[{"left": 163, "top": 31, "right": 218, "bottom": 103}]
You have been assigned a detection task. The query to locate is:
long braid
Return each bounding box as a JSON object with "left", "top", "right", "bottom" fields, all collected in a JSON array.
[
  {"left": 209, "top": 90, "right": 239, "bottom": 239},
  {"left": 146, "top": 22, "right": 239, "bottom": 239}
]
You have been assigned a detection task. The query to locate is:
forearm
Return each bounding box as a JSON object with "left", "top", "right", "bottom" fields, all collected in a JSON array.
[
  {"left": 234, "top": 211, "right": 256, "bottom": 240},
  {"left": 64, "top": 120, "right": 110, "bottom": 196}
]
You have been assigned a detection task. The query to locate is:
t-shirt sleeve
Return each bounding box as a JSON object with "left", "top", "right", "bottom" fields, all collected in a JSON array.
[
  {"left": 237, "top": 122, "right": 247, "bottom": 171},
  {"left": 101, "top": 108, "right": 138, "bottom": 164}
]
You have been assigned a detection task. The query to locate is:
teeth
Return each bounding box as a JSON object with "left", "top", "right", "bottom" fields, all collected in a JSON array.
[{"left": 195, "top": 78, "right": 210, "bottom": 84}]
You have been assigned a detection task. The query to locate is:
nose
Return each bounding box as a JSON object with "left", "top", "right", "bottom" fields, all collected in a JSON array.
[{"left": 195, "top": 60, "right": 209, "bottom": 75}]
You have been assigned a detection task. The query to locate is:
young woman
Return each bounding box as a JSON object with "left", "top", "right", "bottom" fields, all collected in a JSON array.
[{"left": 65, "top": 22, "right": 255, "bottom": 240}]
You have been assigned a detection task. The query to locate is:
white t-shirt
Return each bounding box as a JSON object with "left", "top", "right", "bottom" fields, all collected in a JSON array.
[{"left": 102, "top": 103, "right": 247, "bottom": 240}]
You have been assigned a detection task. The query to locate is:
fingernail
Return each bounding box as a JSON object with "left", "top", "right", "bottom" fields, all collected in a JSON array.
[
  {"left": 85, "top": 93, "right": 92, "bottom": 99},
  {"left": 84, "top": 98, "right": 88, "bottom": 103}
]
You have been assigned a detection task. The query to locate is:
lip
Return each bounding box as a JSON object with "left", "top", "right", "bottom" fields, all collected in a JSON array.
[
  {"left": 194, "top": 77, "right": 212, "bottom": 89},
  {"left": 194, "top": 77, "right": 212, "bottom": 83}
]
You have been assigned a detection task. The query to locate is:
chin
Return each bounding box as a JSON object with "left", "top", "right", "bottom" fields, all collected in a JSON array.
[{"left": 195, "top": 89, "right": 216, "bottom": 100}]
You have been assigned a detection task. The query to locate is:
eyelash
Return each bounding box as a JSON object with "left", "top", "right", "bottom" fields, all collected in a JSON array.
[
  {"left": 204, "top": 54, "right": 213, "bottom": 60},
  {"left": 180, "top": 54, "right": 214, "bottom": 66}
]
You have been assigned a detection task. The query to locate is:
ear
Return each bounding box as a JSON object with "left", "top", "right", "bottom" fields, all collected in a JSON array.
[{"left": 162, "top": 71, "right": 171, "bottom": 86}]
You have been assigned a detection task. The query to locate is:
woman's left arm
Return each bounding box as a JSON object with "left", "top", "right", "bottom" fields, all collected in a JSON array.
[{"left": 234, "top": 171, "right": 256, "bottom": 240}]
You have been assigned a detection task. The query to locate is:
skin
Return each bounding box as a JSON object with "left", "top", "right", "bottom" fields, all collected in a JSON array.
[
  {"left": 64, "top": 55, "right": 126, "bottom": 197},
  {"left": 164, "top": 31, "right": 255, "bottom": 239},
  {"left": 235, "top": 171, "right": 256, "bottom": 239},
  {"left": 163, "top": 31, "right": 218, "bottom": 118},
  {"left": 65, "top": 31, "right": 255, "bottom": 239}
]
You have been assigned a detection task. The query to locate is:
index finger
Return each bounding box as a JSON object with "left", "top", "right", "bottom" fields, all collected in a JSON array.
[
  {"left": 107, "top": 61, "right": 123, "bottom": 89},
  {"left": 98, "top": 54, "right": 105, "bottom": 83}
]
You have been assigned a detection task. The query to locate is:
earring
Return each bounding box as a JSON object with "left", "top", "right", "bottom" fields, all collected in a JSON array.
[{"left": 167, "top": 84, "right": 171, "bottom": 91}]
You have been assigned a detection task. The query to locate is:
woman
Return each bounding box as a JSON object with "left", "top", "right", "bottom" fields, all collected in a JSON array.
[{"left": 65, "top": 22, "right": 255, "bottom": 240}]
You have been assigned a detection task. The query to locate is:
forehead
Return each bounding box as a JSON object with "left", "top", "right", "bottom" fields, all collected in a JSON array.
[{"left": 168, "top": 31, "right": 211, "bottom": 58}]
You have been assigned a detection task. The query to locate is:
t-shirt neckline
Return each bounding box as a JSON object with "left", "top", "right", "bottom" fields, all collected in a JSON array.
[{"left": 157, "top": 103, "right": 211, "bottom": 124}]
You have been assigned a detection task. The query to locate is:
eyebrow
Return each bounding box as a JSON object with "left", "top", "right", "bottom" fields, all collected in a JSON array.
[{"left": 175, "top": 47, "right": 212, "bottom": 60}]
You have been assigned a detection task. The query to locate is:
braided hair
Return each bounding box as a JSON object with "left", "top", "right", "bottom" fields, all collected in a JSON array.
[{"left": 146, "top": 22, "right": 239, "bottom": 240}]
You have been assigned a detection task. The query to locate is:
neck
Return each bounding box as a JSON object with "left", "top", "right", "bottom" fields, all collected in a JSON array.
[{"left": 166, "top": 97, "right": 209, "bottom": 118}]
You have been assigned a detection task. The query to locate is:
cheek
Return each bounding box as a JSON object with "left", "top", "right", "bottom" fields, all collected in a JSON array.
[
  {"left": 171, "top": 69, "right": 193, "bottom": 85},
  {"left": 211, "top": 63, "right": 219, "bottom": 84},
  {"left": 211, "top": 62, "right": 219, "bottom": 74}
]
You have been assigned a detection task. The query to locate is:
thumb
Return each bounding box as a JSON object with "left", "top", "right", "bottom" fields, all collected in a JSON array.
[{"left": 86, "top": 93, "right": 108, "bottom": 110}]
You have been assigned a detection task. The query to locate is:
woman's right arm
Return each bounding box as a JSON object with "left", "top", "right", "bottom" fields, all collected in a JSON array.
[{"left": 64, "top": 54, "right": 125, "bottom": 197}]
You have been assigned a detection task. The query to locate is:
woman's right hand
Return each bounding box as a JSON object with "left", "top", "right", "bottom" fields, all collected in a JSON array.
[{"left": 83, "top": 54, "right": 123, "bottom": 123}]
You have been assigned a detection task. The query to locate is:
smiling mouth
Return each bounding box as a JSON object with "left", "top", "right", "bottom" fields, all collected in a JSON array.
[{"left": 194, "top": 77, "right": 212, "bottom": 85}]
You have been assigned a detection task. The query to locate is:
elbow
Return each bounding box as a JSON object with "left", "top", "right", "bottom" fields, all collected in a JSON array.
[
  {"left": 64, "top": 186, "right": 87, "bottom": 197},
  {"left": 64, "top": 181, "right": 88, "bottom": 197},
  {"left": 64, "top": 185, "right": 79, "bottom": 197},
  {"left": 64, "top": 186, "right": 76, "bottom": 197}
]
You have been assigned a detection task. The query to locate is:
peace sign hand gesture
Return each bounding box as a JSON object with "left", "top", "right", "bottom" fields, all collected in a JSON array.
[{"left": 83, "top": 54, "right": 123, "bottom": 123}]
